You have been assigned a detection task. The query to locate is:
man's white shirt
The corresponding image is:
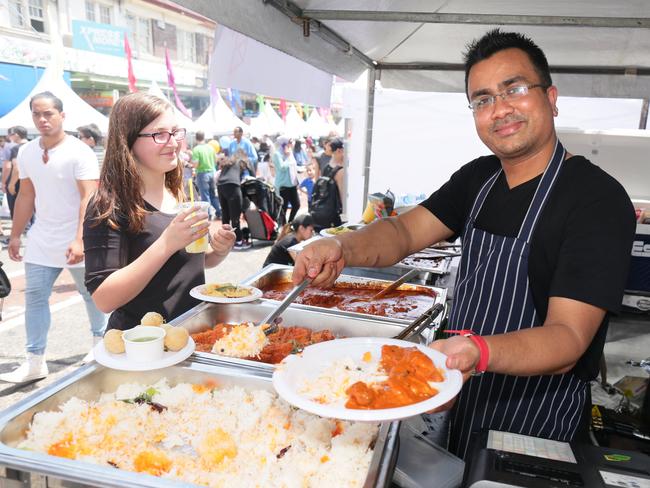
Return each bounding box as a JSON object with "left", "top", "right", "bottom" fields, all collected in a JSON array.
[{"left": 17, "top": 136, "right": 99, "bottom": 268}]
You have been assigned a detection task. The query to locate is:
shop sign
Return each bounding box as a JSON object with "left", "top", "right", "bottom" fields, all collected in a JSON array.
[
  {"left": 72, "top": 20, "right": 126, "bottom": 57},
  {"left": 80, "top": 91, "right": 115, "bottom": 108}
]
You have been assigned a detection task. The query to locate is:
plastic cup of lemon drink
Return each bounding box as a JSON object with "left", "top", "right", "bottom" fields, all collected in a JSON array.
[{"left": 177, "top": 201, "right": 210, "bottom": 253}]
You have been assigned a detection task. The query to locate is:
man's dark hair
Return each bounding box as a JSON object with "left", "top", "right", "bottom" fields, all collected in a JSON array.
[
  {"left": 195, "top": 131, "right": 205, "bottom": 142},
  {"left": 10, "top": 126, "right": 28, "bottom": 139},
  {"left": 463, "top": 29, "right": 552, "bottom": 97},
  {"left": 233, "top": 126, "right": 243, "bottom": 133},
  {"left": 29, "top": 91, "right": 64, "bottom": 112},
  {"left": 329, "top": 138, "right": 344, "bottom": 152}
]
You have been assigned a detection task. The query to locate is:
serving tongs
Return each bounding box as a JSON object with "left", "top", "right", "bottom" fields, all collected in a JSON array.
[
  {"left": 350, "top": 268, "right": 421, "bottom": 303},
  {"left": 393, "top": 302, "right": 445, "bottom": 341},
  {"left": 257, "top": 279, "right": 310, "bottom": 336}
]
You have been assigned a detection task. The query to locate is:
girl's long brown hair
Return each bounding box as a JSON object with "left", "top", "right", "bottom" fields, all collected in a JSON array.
[{"left": 90, "top": 93, "right": 184, "bottom": 232}]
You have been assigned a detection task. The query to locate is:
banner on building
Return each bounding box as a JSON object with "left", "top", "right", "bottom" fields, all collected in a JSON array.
[{"left": 72, "top": 20, "right": 126, "bottom": 57}]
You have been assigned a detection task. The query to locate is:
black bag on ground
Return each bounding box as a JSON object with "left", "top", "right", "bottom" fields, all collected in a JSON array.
[
  {"left": 310, "top": 166, "right": 343, "bottom": 229},
  {"left": 0, "top": 261, "right": 11, "bottom": 321}
]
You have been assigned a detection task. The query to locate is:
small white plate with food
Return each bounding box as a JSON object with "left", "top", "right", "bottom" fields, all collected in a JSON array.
[
  {"left": 94, "top": 318, "right": 195, "bottom": 371},
  {"left": 189, "top": 283, "right": 263, "bottom": 304},
  {"left": 319, "top": 223, "right": 365, "bottom": 238},
  {"left": 272, "top": 337, "right": 462, "bottom": 422}
]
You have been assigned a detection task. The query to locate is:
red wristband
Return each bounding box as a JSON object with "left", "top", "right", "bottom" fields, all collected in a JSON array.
[{"left": 445, "top": 329, "right": 490, "bottom": 374}]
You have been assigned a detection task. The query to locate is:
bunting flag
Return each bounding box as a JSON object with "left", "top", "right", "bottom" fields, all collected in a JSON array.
[
  {"left": 256, "top": 94, "right": 265, "bottom": 113},
  {"left": 124, "top": 34, "right": 137, "bottom": 93},
  {"left": 303, "top": 105, "right": 311, "bottom": 118},
  {"left": 279, "top": 98, "right": 287, "bottom": 121},
  {"left": 232, "top": 89, "right": 242, "bottom": 113},
  {"left": 165, "top": 47, "right": 192, "bottom": 118},
  {"left": 296, "top": 103, "right": 304, "bottom": 120},
  {"left": 226, "top": 88, "right": 235, "bottom": 112}
]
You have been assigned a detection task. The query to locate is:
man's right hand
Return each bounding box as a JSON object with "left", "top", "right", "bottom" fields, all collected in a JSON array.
[
  {"left": 8, "top": 237, "right": 22, "bottom": 262},
  {"left": 292, "top": 238, "right": 346, "bottom": 287}
]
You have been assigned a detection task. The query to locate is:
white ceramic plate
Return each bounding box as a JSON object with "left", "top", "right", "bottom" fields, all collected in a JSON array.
[
  {"left": 319, "top": 223, "right": 365, "bottom": 238},
  {"left": 94, "top": 337, "right": 195, "bottom": 371},
  {"left": 273, "top": 337, "right": 462, "bottom": 422},
  {"left": 189, "top": 284, "right": 263, "bottom": 304}
]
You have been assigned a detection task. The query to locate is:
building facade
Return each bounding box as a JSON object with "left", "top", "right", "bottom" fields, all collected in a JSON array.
[{"left": 0, "top": 0, "right": 215, "bottom": 117}]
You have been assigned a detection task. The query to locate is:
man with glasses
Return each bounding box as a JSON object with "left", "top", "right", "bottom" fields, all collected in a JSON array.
[
  {"left": 1, "top": 91, "right": 107, "bottom": 383},
  {"left": 191, "top": 131, "right": 221, "bottom": 219},
  {"left": 292, "top": 29, "right": 635, "bottom": 458}
]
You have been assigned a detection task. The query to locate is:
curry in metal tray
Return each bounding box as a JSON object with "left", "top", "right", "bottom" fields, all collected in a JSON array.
[{"left": 261, "top": 282, "right": 437, "bottom": 320}]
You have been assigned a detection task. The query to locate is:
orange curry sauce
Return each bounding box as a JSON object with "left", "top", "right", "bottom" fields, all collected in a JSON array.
[
  {"left": 346, "top": 345, "right": 444, "bottom": 409},
  {"left": 262, "top": 282, "right": 436, "bottom": 320}
]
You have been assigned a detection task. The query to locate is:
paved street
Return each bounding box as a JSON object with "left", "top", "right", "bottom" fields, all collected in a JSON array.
[{"left": 0, "top": 219, "right": 272, "bottom": 411}]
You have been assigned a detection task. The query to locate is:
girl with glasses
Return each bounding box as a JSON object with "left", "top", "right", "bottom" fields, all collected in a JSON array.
[{"left": 82, "top": 93, "right": 236, "bottom": 332}]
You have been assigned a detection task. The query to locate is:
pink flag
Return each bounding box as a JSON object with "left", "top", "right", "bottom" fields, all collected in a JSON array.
[
  {"left": 124, "top": 34, "right": 137, "bottom": 93},
  {"left": 165, "top": 47, "right": 192, "bottom": 118},
  {"left": 279, "top": 99, "right": 287, "bottom": 121}
]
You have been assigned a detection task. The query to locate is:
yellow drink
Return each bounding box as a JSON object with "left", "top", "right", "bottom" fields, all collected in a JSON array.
[
  {"left": 177, "top": 201, "right": 211, "bottom": 254},
  {"left": 186, "top": 233, "right": 208, "bottom": 253}
]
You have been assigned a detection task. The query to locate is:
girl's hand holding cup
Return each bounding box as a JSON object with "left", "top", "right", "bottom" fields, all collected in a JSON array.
[{"left": 162, "top": 203, "right": 210, "bottom": 254}]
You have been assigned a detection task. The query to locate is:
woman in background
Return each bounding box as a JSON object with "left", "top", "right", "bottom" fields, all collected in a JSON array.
[
  {"left": 273, "top": 137, "right": 300, "bottom": 225},
  {"left": 263, "top": 213, "right": 314, "bottom": 267}
]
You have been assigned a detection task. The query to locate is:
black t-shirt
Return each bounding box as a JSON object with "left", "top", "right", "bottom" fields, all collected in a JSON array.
[
  {"left": 420, "top": 154, "right": 636, "bottom": 380},
  {"left": 83, "top": 201, "right": 205, "bottom": 331},
  {"left": 263, "top": 235, "right": 298, "bottom": 267}
]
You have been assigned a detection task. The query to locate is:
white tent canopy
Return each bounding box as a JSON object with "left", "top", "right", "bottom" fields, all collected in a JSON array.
[
  {"left": 305, "top": 110, "right": 330, "bottom": 137},
  {"left": 194, "top": 92, "right": 249, "bottom": 137},
  {"left": 283, "top": 105, "right": 308, "bottom": 138},
  {"left": 179, "top": 0, "right": 650, "bottom": 99},
  {"left": 0, "top": 66, "right": 109, "bottom": 134},
  {"left": 250, "top": 101, "right": 285, "bottom": 137},
  {"left": 147, "top": 81, "right": 196, "bottom": 132}
]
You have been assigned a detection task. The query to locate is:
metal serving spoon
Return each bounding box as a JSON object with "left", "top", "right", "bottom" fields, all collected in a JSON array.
[{"left": 257, "top": 279, "right": 311, "bottom": 336}]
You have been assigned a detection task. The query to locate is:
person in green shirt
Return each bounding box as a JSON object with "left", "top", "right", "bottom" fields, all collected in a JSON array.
[{"left": 191, "top": 131, "right": 221, "bottom": 218}]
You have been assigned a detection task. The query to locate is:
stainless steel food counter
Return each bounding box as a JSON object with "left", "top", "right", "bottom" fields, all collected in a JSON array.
[
  {"left": 0, "top": 360, "right": 399, "bottom": 487},
  {"left": 170, "top": 300, "right": 419, "bottom": 371},
  {"left": 242, "top": 264, "right": 447, "bottom": 326}
]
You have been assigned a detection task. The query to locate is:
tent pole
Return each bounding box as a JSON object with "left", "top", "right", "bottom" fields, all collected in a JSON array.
[
  {"left": 640, "top": 99, "right": 649, "bottom": 129},
  {"left": 362, "top": 68, "right": 377, "bottom": 212}
]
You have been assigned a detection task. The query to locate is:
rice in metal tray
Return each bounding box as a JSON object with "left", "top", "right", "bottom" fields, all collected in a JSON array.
[{"left": 18, "top": 378, "right": 378, "bottom": 487}]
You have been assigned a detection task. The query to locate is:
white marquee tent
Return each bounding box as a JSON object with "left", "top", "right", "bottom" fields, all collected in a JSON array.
[
  {"left": 284, "top": 104, "right": 308, "bottom": 138},
  {"left": 194, "top": 91, "right": 249, "bottom": 136},
  {"left": 305, "top": 110, "right": 330, "bottom": 138},
  {"left": 0, "top": 66, "right": 109, "bottom": 135},
  {"left": 249, "top": 101, "right": 285, "bottom": 136}
]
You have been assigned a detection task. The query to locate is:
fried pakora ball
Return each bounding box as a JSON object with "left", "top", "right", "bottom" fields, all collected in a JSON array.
[
  {"left": 165, "top": 327, "right": 189, "bottom": 351},
  {"left": 141, "top": 312, "right": 165, "bottom": 326},
  {"left": 104, "top": 329, "right": 125, "bottom": 354}
]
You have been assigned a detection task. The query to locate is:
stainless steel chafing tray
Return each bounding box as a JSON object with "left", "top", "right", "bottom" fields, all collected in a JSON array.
[
  {"left": 241, "top": 264, "right": 447, "bottom": 325},
  {"left": 0, "top": 361, "right": 399, "bottom": 488},
  {"left": 169, "top": 300, "right": 415, "bottom": 371}
]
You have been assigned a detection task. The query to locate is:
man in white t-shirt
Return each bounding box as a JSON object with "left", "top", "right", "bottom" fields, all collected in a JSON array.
[{"left": 0, "top": 91, "right": 107, "bottom": 383}]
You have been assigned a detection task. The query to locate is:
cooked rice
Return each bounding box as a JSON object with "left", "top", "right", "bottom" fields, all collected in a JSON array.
[
  {"left": 299, "top": 356, "right": 388, "bottom": 406},
  {"left": 19, "top": 379, "right": 378, "bottom": 487},
  {"left": 211, "top": 322, "right": 268, "bottom": 358}
]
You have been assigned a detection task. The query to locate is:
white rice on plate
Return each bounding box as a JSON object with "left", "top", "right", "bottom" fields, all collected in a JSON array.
[
  {"left": 299, "top": 356, "right": 388, "bottom": 406},
  {"left": 19, "top": 379, "right": 378, "bottom": 487}
]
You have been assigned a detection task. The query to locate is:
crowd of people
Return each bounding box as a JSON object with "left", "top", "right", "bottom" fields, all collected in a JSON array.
[{"left": 0, "top": 89, "right": 345, "bottom": 383}]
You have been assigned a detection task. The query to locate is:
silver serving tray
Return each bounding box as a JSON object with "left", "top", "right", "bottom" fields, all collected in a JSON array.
[
  {"left": 0, "top": 361, "right": 399, "bottom": 488},
  {"left": 169, "top": 301, "right": 414, "bottom": 371},
  {"left": 241, "top": 264, "right": 447, "bottom": 325}
]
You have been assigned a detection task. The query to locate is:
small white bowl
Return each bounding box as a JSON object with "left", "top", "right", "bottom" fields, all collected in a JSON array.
[{"left": 123, "top": 326, "right": 166, "bottom": 362}]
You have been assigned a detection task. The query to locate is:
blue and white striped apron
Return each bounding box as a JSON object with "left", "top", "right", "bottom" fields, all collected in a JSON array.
[{"left": 447, "top": 140, "right": 587, "bottom": 459}]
